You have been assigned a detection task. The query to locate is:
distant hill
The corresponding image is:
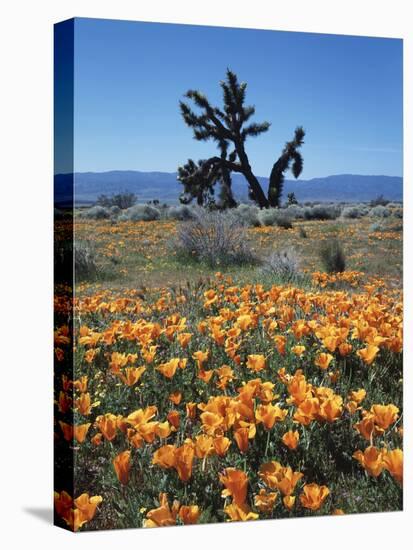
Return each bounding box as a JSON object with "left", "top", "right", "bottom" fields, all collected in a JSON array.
[{"left": 54, "top": 170, "right": 403, "bottom": 206}]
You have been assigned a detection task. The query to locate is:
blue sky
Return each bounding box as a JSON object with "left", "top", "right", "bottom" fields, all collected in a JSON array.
[{"left": 73, "top": 18, "right": 403, "bottom": 178}]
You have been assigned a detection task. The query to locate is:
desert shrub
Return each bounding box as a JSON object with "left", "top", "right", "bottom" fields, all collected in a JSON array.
[
  {"left": 97, "top": 192, "right": 137, "bottom": 209},
  {"left": 121, "top": 204, "right": 161, "bottom": 221},
  {"left": 369, "top": 205, "right": 390, "bottom": 218},
  {"left": 276, "top": 215, "right": 293, "bottom": 229},
  {"left": 304, "top": 204, "right": 341, "bottom": 220},
  {"left": 392, "top": 208, "right": 403, "bottom": 219},
  {"left": 285, "top": 204, "right": 305, "bottom": 219},
  {"left": 370, "top": 194, "right": 390, "bottom": 207},
  {"left": 167, "top": 205, "right": 198, "bottom": 221},
  {"left": 257, "top": 208, "right": 293, "bottom": 228},
  {"left": 341, "top": 205, "right": 369, "bottom": 219},
  {"left": 109, "top": 204, "right": 121, "bottom": 217},
  {"left": 74, "top": 240, "right": 100, "bottom": 280},
  {"left": 83, "top": 205, "right": 111, "bottom": 220},
  {"left": 260, "top": 248, "right": 301, "bottom": 283},
  {"left": 299, "top": 226, "right": 308, "bottom": 238},
  {"left": 319, "top": 237, "right": 346, "bottom": 273},
  {"left": 232, "top": 204, "right": 261, "bottom": 227},
  {"left": 172, "top": 210, "right": 256, "bottom": 267},
  {"left": 258, "top": 208, "right": 279, "bottom": 226}
]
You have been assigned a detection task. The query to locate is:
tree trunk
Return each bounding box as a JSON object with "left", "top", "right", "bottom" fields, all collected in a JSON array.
[{"left": 236, "top": 145, "right": 269, "bottom": 208}]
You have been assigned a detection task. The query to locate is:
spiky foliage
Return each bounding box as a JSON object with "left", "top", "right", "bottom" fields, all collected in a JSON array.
[
  {"left": 268, "top": 127, "right": 305, "bottom": 207},
  {"left": 177, "top": 142, "right": 238, "bottom": 209},
  {"left": 177, "top": 158, "right": 217, "bottom": 207},
  {"left": 178, "top": 70, "right": 304, "bottom": 208},
  {"left": 179, "top": 69, "right": 270, "bottom": 207},
  {"left": 287, "top": 192, "right": 298, "bottom": 206}
]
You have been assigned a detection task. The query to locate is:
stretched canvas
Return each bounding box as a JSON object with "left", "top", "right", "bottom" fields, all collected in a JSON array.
[{"left": 54, "top": 17, "right": 403, "bottom": 531}]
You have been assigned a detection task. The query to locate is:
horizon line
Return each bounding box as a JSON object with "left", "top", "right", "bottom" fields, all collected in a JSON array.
[{"left": 55, "top": 170, "right": 403, "bottom": 179}]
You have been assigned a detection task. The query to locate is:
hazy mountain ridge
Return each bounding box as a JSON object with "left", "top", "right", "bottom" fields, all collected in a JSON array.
[{"left": 54, "top": 170, "right": 403, "bottom": 206}]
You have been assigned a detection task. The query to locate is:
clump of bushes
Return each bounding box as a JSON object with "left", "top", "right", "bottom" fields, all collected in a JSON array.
[
  {"left": 319, "top": 237, "right": 346, "bottom": 273},
  {"left": 370, "top": 194, "right": 390, "bottom": 207},
  {"left": 260, "top": 248, "right": 301, "bottom": 283},
  {"left": 258, "top": 208, "right": 293, "bottom": 229},
  {"left": 341, "top": 205, "right": 369, "bottom": 219},
  {"left": 82, "top": 205, "right": 111, "bottom": 220},
  {"left": 369, "top": 205, "right": 390, "bottom": 218},
  {"left": 285, "top": 204, "right": 305, "bottom": 219},
  {"left": 166, "top": 205, "right": 198, "bottom": 221},
  {"left": 304, "top": 204, "right": 341, "bottom": 220},
  {"left": 97, "top": 191, "right": 137, "bottom": 209},
  {"left": 172, "top": 210, "right": 256, "bottom": 267},
  {"left": 232, "top": 204, "right": 261, "bottom": 227},
  {"left": 119, "top": 204, "right": 161, "bottom": 221}
]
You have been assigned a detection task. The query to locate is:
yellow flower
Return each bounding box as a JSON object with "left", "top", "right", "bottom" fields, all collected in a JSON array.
[
  {"left": 178, "top": 505, "right": 201, "bottom": 525},
  {"left": 299, "top": 483, "right": 330, "bottom": 511},
  {"left": 113, "top": 450, "right": 131, "bottom": 485},
  {"left": 281, "top": 430, "right": 300, "bottom": 450},
  {"left": 144, "top": 493, "right": 179, "bottom": 528},
  {"left": 348, "top": 388, "right": 366, "bottom": 404},
  {"left": 220, "top": 468, "right": 248, "bottom": 504},
  {"left": 177, "top": 332, "right": 192, "bottom": 348},
  {"left": 95, "top": 413, "right": 118, "bottom": 441},
  {"left": 213, "top": 435, "right": 231, "bottom": 457},
  {"left": 169, "top": 391, "right": 182, "bottom": 405},
  {"left": 314, "top": 352, "right": 333, "bottom": 370},
  {"left": 73, "top": 494, "right": 103, "bottom": 531},
  {"left": 234, "top": 427, "right": 250, "bottom": 453},
  {"left": 152, "top": 445, "right": 176, "bottom": 469},
  {"left": 291, "top": 345, "right": 306, "bottom": 357},
  {"left": 118, "top": 366, "right": 146, "bottom": 386},
  {"left": 73, "top": 375, "right": 88, "bottom": 392},
  {"left": 167, "top": 410, "right": 180, "bottom": 429},
  {"left": 194, "top": 434, "right": 215, "bottom": 459},
  {"left": 283, "top": 495, "right": 296, "bottom": 510},
  {"left": 157, "top": 358, "right": 180, "bottom": 379},
  {"left": 73, "top": 423, "right": 91, "bottom": 444},
  {"left": 254, "top": 489, "right": 277, "bottom": 512},
  {"left": 246, "top": 354, "right": 266, "bottom": 372},
  {"left": 224, "top": 502, "right": 259, "bottom": 521},
  {"left": 74, "top": 392, "right": 92, "bottom": 416},
  {"left": 255, "top": 403, "right": 287, "bottom": 430},
  {"left": 57, "top": 391, "right": 72, "bottom": 414},
  {"left": 192, "top": 350, "right": 209, "bottom": 368},
  {"left": 353, "top": 446, "right": 385, "bottom": 477},
  {"left": 382, "top": 448, "right": 403, "bottom": 485},
  {"left": 357, "top": 345, "right": 380, "bottom": 365},
  {"left": 370, "top": 404, "right": 399, "bottom": 432},
  {"left": 174, "top": 443, "right": 195, "bottom": 482},
  {"left": 259, "top": 462, "right": 303, "bottom": 495},
  {"left": 354, "top": 414, "right": 376, "bottom": 441}
]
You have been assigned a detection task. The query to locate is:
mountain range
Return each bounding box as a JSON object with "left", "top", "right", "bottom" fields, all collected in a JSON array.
[{"left": 54, "top": 171, "right": 403, "bottom": 206}]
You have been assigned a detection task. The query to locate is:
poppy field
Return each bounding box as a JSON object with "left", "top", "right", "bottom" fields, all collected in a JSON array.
[{"left": 54, "top": 213, "right": 403, "bottom": 531}]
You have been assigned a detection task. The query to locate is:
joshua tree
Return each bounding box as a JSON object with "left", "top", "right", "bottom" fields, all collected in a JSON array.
[
  {"left": 287, "top": 192, "right": 299, "bottom": 206},
  {"left": 177, "top": 69, "right": 305, "bottom": 208}
]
